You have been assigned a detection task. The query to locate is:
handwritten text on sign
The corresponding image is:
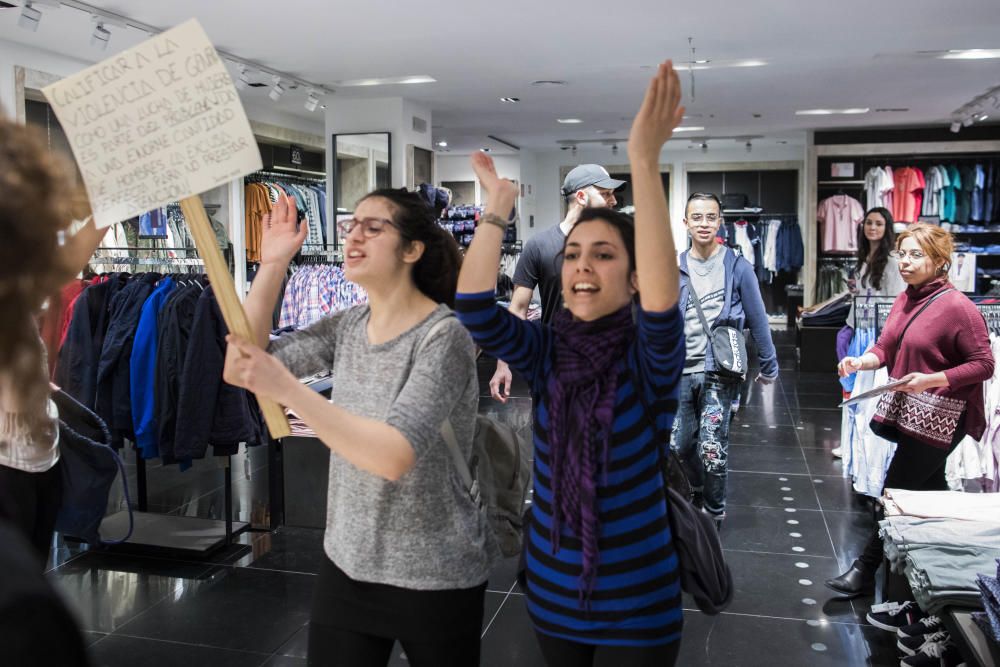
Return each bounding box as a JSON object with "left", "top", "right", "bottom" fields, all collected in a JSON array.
[{"left": 43, "top": 19, "right": 261, "bottom": 228}]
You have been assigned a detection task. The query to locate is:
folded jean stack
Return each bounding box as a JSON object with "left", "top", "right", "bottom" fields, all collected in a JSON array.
[
  {"left": 870, "top": 490, "right": 1000, "bottom": 665},
  {"left": 973, "top": 560, "right": 1000, "bottom": 646}
]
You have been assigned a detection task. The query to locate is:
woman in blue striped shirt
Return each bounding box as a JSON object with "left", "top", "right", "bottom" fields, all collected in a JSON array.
[{"left": 455, "top": 61, "right": 687, "bottom": 666}]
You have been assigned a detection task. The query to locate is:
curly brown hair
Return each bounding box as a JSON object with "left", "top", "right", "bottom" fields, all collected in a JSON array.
[{"left": 0, "top": 118, "right": 77, "bottom": 435}]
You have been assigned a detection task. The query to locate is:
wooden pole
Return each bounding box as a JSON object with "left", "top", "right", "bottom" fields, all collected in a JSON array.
[{"left": 179, "top": 195, "right": 291, "bottom": 439}]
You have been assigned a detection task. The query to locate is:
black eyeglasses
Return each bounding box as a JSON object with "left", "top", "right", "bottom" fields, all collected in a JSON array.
[{"left": 338, "top": 217, "right": 396, "bottom": 239}]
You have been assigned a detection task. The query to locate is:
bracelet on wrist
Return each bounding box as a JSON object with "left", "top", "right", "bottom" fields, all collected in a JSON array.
[{"left": 479, "top": 213, "right": 509, "bottom": 232}]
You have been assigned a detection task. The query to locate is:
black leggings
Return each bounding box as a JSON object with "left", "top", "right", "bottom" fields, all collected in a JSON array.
[
  {"left": 307, "top": 625, "right": 480, "bottom": 667},
  {"left": 0, "top": 462, "right": 61, "bottom": 569},
  {"left": 534, "top": 631, "right": 680, "bottom": 667}
]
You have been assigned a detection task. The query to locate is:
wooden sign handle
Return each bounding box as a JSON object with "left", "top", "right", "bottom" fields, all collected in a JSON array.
[{"left": 179, "top": 196, "right": 291, "bottom": 439}]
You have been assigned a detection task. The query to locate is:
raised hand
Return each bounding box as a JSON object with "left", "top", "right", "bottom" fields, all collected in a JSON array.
[
  {"left": 471, "top": 152, "right": 518, "bottom": 212},
  {"left": 627, "top": 60, "right": 685, "bottom": 164},
  {"left": 260, "top": 192, "right": 307, "bottom": 267}
]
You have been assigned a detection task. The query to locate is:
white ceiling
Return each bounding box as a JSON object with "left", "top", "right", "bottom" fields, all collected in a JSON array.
[{"left": 3, "top": 0, "right": 1000, "bottom": 154}]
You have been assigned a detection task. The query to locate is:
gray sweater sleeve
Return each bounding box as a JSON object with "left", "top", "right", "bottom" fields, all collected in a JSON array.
[
  {"left": 385, "top": 317, "right": 478, "bottom": 459},
  {"left": 268, "top": 309, "right": 349, "bottom": 379}
]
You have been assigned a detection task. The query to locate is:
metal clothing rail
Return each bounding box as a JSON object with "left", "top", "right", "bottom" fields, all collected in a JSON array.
[{"left": 245, "top": 170, "right": 326, "bottom": 184}]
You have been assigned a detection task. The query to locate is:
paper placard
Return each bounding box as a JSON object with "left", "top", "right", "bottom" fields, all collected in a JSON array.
[{"left": 42, "top": 19, "right": 261, "bottom": 228}]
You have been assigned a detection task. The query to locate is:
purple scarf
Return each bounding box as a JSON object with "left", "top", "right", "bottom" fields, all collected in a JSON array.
[{"left": 546, "top": 304, "right": 635, "bottom": 607}]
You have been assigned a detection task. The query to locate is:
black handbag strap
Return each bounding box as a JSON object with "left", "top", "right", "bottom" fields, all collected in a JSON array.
[
  {"left": 896, "top": 288, "right": 955, "bottom": 348},
  {"left": 686, "top": 281, "right": 715, "bottom": 338}
]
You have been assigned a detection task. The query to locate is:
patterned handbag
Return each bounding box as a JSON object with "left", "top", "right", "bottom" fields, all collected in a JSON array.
[{"left": 870, "top": 288, "right": 961, "bottom": 446}]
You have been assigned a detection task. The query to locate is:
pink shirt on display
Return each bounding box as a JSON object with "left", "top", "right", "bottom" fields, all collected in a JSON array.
[
  {"left": 892, "top": 167, "right": 924, "bottom": 223},
  {"left": 818, "top": 194, "right": 864, "bottom": 252}
]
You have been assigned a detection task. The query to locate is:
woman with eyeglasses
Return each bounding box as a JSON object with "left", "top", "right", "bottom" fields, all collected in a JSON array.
[
  {"left": 826, "top": 223, "right": 993, "bottom": 599},
  {"left": 223, "top": 189, "right": 497, "bottom": 666}
]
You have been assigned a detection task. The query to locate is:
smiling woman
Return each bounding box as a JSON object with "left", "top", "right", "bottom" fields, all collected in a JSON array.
[{"left": 455, "top": 61, "right": 687, "bottom": 667}]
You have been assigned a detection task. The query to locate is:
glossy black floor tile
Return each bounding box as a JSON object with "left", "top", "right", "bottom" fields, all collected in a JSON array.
[
  {"left": 730, "top": 423, "right": 804, "bottom": 447},
  {"left": 677, "top": 612, "right": 897, "bottom": 667},
  {"left": 113, "top": 567, "right": 313, "bottom": 654},
  {"left": 262, "top": 656, "right": 307, "bottom": 667},
  {"left": 726, "top": 471, "right": 821, "bottom": 510},
  {"left": 811, "top": 475, "right": 872, "bottom": 513},
  {"left": 728, "top": 444, "right": 810, "bottom": 475},
  {"left": 237, "top": 527, "right": 326, "bottom": 575},
  {"left": 721, "top": 549, "right": 866, "bottom": 623},
  {"left": 824, "top": 508, "right": 878, "bottom": 569},
  {"left": 88, "top": 635, "right": 269, "bottom": 667},
  {"left": 721, "top": 505, "right": 834, "bottom": 557},
  {"left": 50, "top": 552, "right": 215, "bottom": 634},
  {"left": 83, "top": 631, "right": 107, "bottom": 647},
  {"left": 801, "top": 446, "right": 849, "bottom": 477},
  {"left": 479, "top": 595, "right": 547, "bottom": 667}
]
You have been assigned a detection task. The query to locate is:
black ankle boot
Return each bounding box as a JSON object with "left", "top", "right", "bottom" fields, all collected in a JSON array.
[{"left": 825, "top": 562, "right": 875, "bottom": 598}]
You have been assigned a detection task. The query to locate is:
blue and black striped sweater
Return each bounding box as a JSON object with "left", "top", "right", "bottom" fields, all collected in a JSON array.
[{"left": 455, "top": 291, "right": 686, "bottom": 647}]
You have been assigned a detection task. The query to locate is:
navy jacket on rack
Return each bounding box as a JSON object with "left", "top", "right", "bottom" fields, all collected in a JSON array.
[
  {"left": 776, "top": 221, "right": 804, "bottom": 272},
  {"left": 175, "top": 287, "right": 265, "bottom": 460},
  {"left": 56, "top": 274, "right": 129, "bottom": 409},
  {"left": 155, "top": 283, "right": 203, "bottom": 464},
  {"left": 95, "top": 272, "right": 160, "bottom": 447}
]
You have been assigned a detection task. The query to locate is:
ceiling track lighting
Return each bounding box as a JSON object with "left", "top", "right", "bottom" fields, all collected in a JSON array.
[
  {"left": 269, "top": 76, "right": 285, "bottom": 102},
  {"left": 745, "top": 140, "right": 753, "bottom": 153},
  {"left": 18, "top": 0, "right": 58, "bottom": 31},
  {"left": 15, "top": 0, "right": 334, "bottom": 103},
  {"left": 700, "top": 142, "right": 708, "bottom": 153},
  {"left": 949, "top": 84, "right": 1000, "bottom": 131},
  {"left": 304, "top": 88, "right": 321, "bottom": 112},
  {"left": 571, "top": 145, "right": 577, "bottom": 156},
  {"left": 611, "top": 144, "right": 619, "bottom": 156}
]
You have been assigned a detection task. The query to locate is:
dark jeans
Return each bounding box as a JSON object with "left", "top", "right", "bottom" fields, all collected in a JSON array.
[
  {"left": 534, "top": 631, "right": 680, "bottom": 667},
  {"left": 670, "top": 372, "right": 740, "bottom": 517},
  {"left": 857, "top": 433, "right": 959, "bottom": 571},
  {"left": 0, "top": 461, "right": 62, "bottom": 570}
]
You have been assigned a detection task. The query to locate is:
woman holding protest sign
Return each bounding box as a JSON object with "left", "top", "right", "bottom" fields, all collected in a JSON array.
[{"left": 222, "top": 187, "right": 496, "bottom": 666}]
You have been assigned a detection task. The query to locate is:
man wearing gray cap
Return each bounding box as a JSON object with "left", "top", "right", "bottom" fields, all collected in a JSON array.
[{"left": 489, "top": 164, "right": 624, "bottom": 403}]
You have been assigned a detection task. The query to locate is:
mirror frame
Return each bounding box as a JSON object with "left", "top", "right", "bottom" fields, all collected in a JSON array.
[{"left": 331, "top": 131, "right": 393, "bottom": 232}]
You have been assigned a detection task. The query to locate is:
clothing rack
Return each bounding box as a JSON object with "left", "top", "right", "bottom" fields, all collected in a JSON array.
[
  {"left": 868, "top": 298, "right": 1000, "bottom": 337},
  {"left": 245, "top": 170, "right": 326, "bottom": 185},
  {"left": 82, "top": 269, "right": 251, "bottom": 557}
]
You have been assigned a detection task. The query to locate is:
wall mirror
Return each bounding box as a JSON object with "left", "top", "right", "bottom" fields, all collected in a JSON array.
[{"left": 331, "top": 132, "right": 392, "bottom": 214}]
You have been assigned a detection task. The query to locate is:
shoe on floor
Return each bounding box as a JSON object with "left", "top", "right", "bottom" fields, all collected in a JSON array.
[
  {"left": 832, "top": 447, "right": 843, "bottom": 459},
  {"left": 898, "top": 630, "right": 949, "bottom": 657},
  {"left": 899, "top": 639, "right": 965, "bottom": 666},
  {"left": 825, "top": 562, "right": 875, "bottom": 598},
  {"left": 898, "top": 615, "right": 944, "bottom": 639},
  {"left": 867, "top": 600, "right": 926, "bottom": 632}
]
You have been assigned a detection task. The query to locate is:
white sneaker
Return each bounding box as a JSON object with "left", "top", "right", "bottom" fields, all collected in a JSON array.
[{"left": 831, "top": 447, "right": 843, "bottom": 459}]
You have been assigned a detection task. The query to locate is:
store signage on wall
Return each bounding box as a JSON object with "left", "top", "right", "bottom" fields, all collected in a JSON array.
[
  {"left": 42, "top": 19, "right": 262, "bottom": 228},
  {"left": 830, "top": 162, "right": 856, "bottom": 178},
  {"left": 290, "top": 144, "right": 304, "bottom": 166}
]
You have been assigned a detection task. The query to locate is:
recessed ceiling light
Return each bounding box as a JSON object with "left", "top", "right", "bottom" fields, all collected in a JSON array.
[
  {"left": 977, "top": 113, "right": 990, "bottom": 122},
  {"left": 875, "top": 108, "right": 909, "bottom": 112},
  {"left": 320, "top": 104, "right": 327, "bottom": 109},
  {"left": 480, "top": 147, "right": 491, "bottom": 152},
  {"left": 557, "top": 118, "right": 583, "bottom": 124},
  {"left": 532, "top": 80, "right": 567, "bottom": 87},
  {"left": 673, "top": 126, "right": 705, "bottom": 132},
  {"left": 734, "top": 59, "right": 767, "bottom": 67},
  {"left": 594, "top": 129, "right": 616, "bottom": 134},
  {"left": 499, "top": 97, "right": 520, "bottom": 103},
  {"left": 693, "top": 59, "right": 710, "bottom": 64},
  {"left": 941, "top": 49, "right": 1000, "bottom": 60},
  {"left": 336, "top": 75, "right": 436, "bottom": 87},
  {"left": 436, "top": 141, "right": 448, "bottom": 147},
  {"left": 795, "top": 108, "right": 869, "bottom": 115}
]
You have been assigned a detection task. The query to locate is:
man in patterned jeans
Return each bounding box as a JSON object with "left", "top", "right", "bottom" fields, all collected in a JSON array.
[{"left": 671, "top": 192, "right": 779, "bottom": 530}]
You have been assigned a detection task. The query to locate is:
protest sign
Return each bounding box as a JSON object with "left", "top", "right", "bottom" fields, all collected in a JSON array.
[{"left": 43, "top": 19, "right": 290, "bottom": 438}]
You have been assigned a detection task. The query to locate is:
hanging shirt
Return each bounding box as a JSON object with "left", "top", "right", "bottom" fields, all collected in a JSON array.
[
  {"left": 865, "top": 167, "right": 894, "bottom": 209},
  {"left": 971, "top": 164, "right": 987, "bottom": 222},
  {"left": 818, "top": 194, "right": 863, "bottom": 252},
  {"left": 733, "top": 221, "right": 755, "bottom": 267},
  {"left": 892, "top": 167, "right": 924, "bottom": 223},
  {"left": 942, "top": 166, "right": 961, "bottom": 222},
  {"left": 882, "top": 166, "right": 894, "bottom": 214}
]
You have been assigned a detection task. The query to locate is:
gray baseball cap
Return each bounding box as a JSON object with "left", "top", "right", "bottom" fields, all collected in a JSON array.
[{"left": 561, "top": 164, "right": 626, "bottom": 196}]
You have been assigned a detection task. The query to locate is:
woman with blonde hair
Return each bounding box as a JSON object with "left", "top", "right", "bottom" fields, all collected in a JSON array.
[{"left": 827, "top": 223, "right": 994, "bottom": 606}]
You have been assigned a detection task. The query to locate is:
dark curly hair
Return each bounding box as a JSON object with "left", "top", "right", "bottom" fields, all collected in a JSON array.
[
  {"left": 357, "top": 188, "right": 462, "bottom": 308},
  {"left": 0, "top": 119, "right": 76, "bottom": 441}
]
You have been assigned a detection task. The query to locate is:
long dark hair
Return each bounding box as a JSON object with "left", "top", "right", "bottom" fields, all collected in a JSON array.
[
  {"left": 566, "top": 207, "right": 637, "bottom": 273},
  {"left": 856, "top": 207, "right": 895, "bottom": 290},
  {"left": 358, "top": 188, "right": 462, "bottom": 307}
]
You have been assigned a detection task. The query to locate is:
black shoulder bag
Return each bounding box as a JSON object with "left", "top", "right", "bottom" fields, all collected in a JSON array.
[{"left": 688, "top": 282, "right": 748, "bottom": 381}]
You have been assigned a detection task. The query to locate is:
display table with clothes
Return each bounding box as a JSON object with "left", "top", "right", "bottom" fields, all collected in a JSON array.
[{"left": 876, "top": 489, "right": 1000, "bottom": 666}]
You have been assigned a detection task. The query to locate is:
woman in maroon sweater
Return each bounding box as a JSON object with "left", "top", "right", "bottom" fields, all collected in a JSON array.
[{"left": 826, "top": 223, "right": 994, "bottom": 598}]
